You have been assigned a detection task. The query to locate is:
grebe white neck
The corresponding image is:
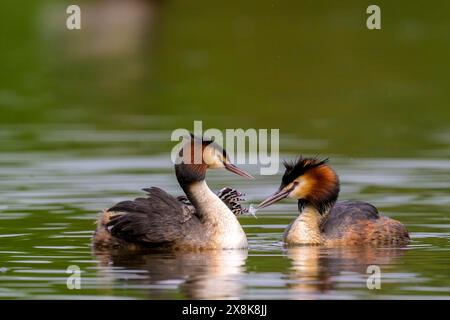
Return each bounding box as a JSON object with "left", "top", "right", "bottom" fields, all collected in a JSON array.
[
  {"left": 284, "top": 205, "right": 323, "bottom": 245},
  {"left": 186, "top": 181, "right": 247, "bottom": 249}
]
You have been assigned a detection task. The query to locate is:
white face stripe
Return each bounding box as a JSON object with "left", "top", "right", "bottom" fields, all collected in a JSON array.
[
  {"left": 203, "top": 145, "right": 226, "bottom": 169},
  {"left": 287, "top": 178, "right": 309, "bottom": 199}
]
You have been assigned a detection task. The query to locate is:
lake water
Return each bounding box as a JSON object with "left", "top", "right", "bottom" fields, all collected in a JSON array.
[
  {"left": 0, "top": 126, "right": 449, "bottom": 299},
  {"left": 0, "top": 0, "right": 450, "bottom": 299}
]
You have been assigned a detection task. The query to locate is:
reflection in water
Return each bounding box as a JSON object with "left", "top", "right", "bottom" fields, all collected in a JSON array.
[
  {"left": 94, "top": 249, "right": 248, "bottom": 299},
  {"left": 285, "top": 246, "right": 406, "bottom": 298},
  {"left": 2, "top": 0, "right": 450, "bottom": 300}
]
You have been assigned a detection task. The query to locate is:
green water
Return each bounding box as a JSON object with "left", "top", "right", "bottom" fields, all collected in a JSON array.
[{"left": 0, "top": 0, "right": 449, "bottom": 299}]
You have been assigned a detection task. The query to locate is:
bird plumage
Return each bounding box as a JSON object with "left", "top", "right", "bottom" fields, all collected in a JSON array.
[
  {"left": 258, "top": 156, "right": 410, "bottom": 246},
  {"left": 92, "top": 134, "right": 252, "bottom": 251},
  {"left": 94, "top": 187, "right": 249, "bottom": 249}
]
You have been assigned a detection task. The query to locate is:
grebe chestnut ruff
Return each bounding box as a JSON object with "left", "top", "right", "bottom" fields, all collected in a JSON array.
[
  {"left": 93, "top": 135, "right": 252, "bottom": 251},
  {"left": 257, "top": 157, "right": 410, "bottom": 246}
]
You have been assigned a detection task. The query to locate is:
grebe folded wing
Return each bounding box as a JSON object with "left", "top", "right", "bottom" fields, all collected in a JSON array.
[
  {"left": 320, "top": 201, "right": 379, "bottom": 237},
  {"left": 107, "top": 187, "right": 198, "bottom": 244}
]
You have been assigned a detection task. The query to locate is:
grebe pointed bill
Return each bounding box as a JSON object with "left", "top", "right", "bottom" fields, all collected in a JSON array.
[
  {"left": 257, "top": 157, "right": 410, "bottom": 246},
  {"left": 93, "top": 134, "right": 252, "bottom": 251}
]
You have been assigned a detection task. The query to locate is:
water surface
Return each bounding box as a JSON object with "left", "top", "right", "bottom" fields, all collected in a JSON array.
[
  {"left": 0, "top": 128, "right": 449, "bottom": 299},
  {"left": 1, "top": 0, "right": 450, "bottom": 299}
]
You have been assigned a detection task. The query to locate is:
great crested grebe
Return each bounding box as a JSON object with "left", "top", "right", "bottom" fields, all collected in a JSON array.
[
  {"left": 257, "top": 157, "right": 410, "bottom": 246},
  {"left": 93, "top": 135, "right": 252, "bottom": 250}
]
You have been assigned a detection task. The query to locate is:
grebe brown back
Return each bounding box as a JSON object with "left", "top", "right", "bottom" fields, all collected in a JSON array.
[
  {"left": 256, "top": 157, "right": 410, "bottom": 246},
  {"left": 93, "top": 135, "right": 252, "bottom": 251}
]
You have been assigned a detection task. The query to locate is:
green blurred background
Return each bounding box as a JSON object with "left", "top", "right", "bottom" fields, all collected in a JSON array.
[{"left": 1, "top": 0, "right": 449, "bottom": 157}]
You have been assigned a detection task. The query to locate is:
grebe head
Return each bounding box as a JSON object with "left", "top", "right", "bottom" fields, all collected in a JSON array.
[
  {"left": 257, "top": 157, "right": 339, "bottom": 214},
  {"left": 175, "top": 134, "right": 253, "bottom": 184}
]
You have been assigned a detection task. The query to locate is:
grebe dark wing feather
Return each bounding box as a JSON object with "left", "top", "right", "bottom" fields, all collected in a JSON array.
[
  {"left": 105, "top": 186, "right": 247, "bottom": 245},
  {"left": 320, "top": 200, "right": 379, "bottom": 238},
  {"left": 107, "top": 187, "right": 198, "bottom": 244}
]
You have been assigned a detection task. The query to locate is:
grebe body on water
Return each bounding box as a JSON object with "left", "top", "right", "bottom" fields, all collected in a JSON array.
[{"left": 257, "top": 158, "right": 410, "bottom": 246}]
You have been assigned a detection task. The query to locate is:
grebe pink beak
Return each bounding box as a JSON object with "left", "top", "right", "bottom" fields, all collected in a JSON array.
[
  {"left": 256, "top": 185, "right": 295, "bottom": 209},
  {"left": 224, "top": 163, "right": 254, "bottom": 179}
]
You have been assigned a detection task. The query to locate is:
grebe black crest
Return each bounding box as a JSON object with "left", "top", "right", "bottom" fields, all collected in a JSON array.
[
  {"left": 257, "top": 157, "right": 410, "bottom": 246},
  {"left": 93, "top": 134, "right": 252, "bottom": 251}
]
